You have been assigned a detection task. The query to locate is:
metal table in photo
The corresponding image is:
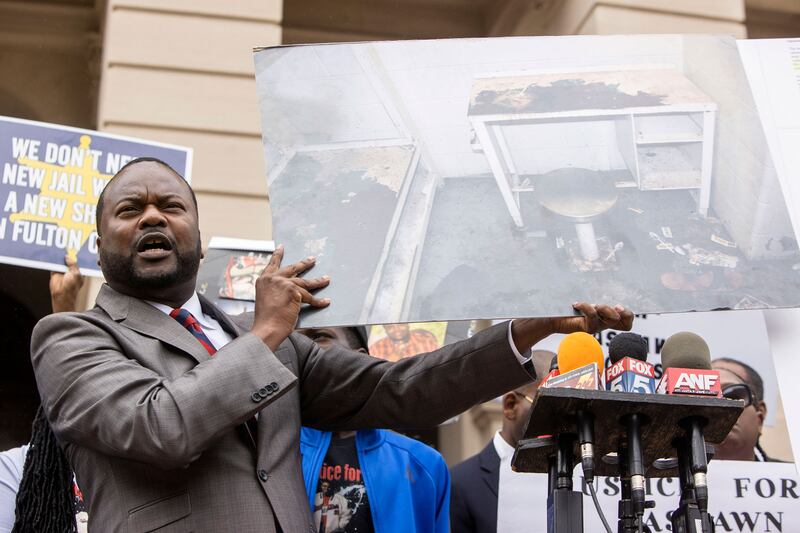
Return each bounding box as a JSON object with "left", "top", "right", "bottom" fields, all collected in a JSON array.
[{"left": 467, "top": 68, "right": 717, "bottom": 229}]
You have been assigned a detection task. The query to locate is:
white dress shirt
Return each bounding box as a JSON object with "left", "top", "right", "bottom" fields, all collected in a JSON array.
[
  {"left": 495, "top": 430, "right": 549, "bottom": 532},
  {"left": 146, "top": 292, "right": 233, "bottom": 350},
  {"left": 507, "top": 322, "right": 529, "bottom": 364},
  {"left": 493, "top": 429, "right": 516, "bottom": 462}
]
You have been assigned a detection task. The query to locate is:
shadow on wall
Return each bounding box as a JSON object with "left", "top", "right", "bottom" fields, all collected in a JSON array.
[{"left": 682, "top": 35, "right": 796, "bottom": 260}]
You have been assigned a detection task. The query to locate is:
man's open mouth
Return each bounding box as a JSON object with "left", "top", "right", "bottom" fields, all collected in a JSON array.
[{"left": 136, "top": 232, "right": 174, "bottom": 257}]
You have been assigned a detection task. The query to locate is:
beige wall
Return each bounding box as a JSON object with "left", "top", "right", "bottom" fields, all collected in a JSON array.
[
  {"left": 513, "top": 0, "right": 746, "bottom": 36},
  {"left": 97, "top": 0, "right": 281, "bottom": 247},
  {"left": 747, "top": 0, "right": 800, "bottom": 38},
  {"left": 283, "top": 0, "right": 488, "bottom": 43},
  {"left": 0, "top": 1, "right": 100, "bottom": 127}
]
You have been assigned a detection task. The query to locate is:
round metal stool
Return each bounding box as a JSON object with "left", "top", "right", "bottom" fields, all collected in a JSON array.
[{"left": 536, "top": 168, "right": 618, "bottom": 261}]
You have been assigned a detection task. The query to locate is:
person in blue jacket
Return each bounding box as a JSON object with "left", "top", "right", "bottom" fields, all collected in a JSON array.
[{"left": 298, "top": 325, "right": 450, "bottom": 533}]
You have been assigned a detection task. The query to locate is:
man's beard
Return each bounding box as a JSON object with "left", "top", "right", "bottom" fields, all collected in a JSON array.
[{"left": 100, "top": 241, "right": 202, "bottom": 290}]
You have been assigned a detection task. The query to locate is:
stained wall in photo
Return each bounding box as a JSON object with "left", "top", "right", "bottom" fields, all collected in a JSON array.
[{"left": 254, "top": 35, "right": 800, "bottom": 327}]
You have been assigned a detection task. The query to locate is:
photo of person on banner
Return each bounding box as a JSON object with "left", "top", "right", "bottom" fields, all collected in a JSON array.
[
  {"left": 713, "top": 357, "right": 779, "bottom": 462},
  {"left": 368, "top": 322, "right": 447, "bottom": 361}
]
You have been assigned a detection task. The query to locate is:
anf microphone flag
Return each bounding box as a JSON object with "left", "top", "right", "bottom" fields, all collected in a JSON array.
[{"left": 657, "top": 368, "right": 722, "bottom": 397}]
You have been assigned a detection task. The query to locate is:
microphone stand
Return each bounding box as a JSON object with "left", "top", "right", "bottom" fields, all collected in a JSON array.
[
  {"left": 618, "top": 415, "right": 654, "bottom": 533},
  {"left": 617, "top": 446, "right": 636, "bottom": 533},
  {"left": 513, "top": 388, "right": 741, "bottom": 533},
  {"left": 547, "top": 454, "right": 557, "bottom": 527},
  {"left": 625, "top": 414, "right": 646, "bottom": 521},
  {"left": 547, "top": 433, "right": 583, "bottom": 533},
  {"left": 670, "top": 437, "right": 714, "bottom": 533}
]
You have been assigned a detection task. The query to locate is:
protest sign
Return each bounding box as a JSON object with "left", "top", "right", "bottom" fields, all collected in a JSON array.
[
  {"left": 498, "top": 460, "right": 799, "bottom": 532},
  {"left": 0, "top": 116, "right": 191, "bottom": 276},
  {"left": 195, "top": 236, "right": 274, "bottom": 315}
]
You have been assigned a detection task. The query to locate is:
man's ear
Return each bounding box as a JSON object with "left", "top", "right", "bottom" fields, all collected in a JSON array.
[
  {"left": 502, "top": 393, "right": 518, "bottom": 420},
  {"left": 357, "top": 347, "right": 368, "bottom": 354},
  {"left": 95, "top": 235, "right": 102, "bottom": 266},
  {"left": 755, "top": 400, "right": 767, "bottom": 426}
]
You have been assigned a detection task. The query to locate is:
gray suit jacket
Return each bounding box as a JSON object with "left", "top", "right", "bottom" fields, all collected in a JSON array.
[{"left": 31, "top": 285, "right": 532, "bottom": 532}]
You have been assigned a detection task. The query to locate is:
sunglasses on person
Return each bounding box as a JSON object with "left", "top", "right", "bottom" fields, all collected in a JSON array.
[
  {"left": 513, "top": 391, "right": 535, "bottom": 405},
  {"left": 722, "top": 383, "right": 754, "bottom": 407}
]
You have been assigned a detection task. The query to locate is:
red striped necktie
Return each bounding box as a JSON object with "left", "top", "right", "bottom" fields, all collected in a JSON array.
[{"left": 170, "top": 308, "right": 217, "bottom": 356}]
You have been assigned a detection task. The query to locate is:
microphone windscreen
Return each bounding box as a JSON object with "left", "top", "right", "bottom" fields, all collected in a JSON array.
[
  {"left": 557, "top": 332, "right": 604, "bottom": 374},
  {"left": 660, "top": 332, "right": 711, "bottom": 370},
  {"left": 608, "top": 332, "right": 648, "bottom": 363}
]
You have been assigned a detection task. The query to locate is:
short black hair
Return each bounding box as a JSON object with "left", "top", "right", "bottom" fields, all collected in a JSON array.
[
  {"left": 343, "top": 326, "right": 370, "bottom": 353},
  {"left": 714, "top": 357, "right": 765, "bottom": 403},
  {"left": 95, "top": 157, "right": 197, "bottom": 235}
]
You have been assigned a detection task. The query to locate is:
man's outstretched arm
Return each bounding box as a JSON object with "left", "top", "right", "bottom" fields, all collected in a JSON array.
[
  {"left": 295, "top": 302, "right": 633, "bottom": 432},
  {"left": 511, "top": 302, "right": 633, "bottom": 355}
]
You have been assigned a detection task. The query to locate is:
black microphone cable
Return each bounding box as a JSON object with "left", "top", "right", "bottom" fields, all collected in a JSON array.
[
  {"left": 578, "top": 409, "right": 613, "bottom": 533},
  {"left": 587, "top": 480, "right": 613, "bottom": 533}
]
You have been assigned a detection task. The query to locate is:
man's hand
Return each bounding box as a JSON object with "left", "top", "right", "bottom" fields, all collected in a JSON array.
[
  {"left": 50, "top": 255, "right": 85, "bottom": 313},
  {"left": 511, "top": 302, "right": 634, "bottom": 355},
  {"left": 550, "top": 302, "right": 633, "bottom": 335},
  {"left": 251, "top": 245, "right": 331, "bottom": 352}
]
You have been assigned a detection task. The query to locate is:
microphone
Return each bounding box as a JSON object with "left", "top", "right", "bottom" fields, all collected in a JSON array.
[
  {"left": 542, "top": 354, "right": 560, "bottom": 387},
  {"left": 658, "top": 332, "right": 717, "bottom": 515},
  {"left": 657, "top": 332, "right": 721, "bottom": 397},
  {"left": 551, "top": 332, "right": 604, "bottom": 484},
  {"left": 548, "top": 332, "right": 604, "bottom": 390},
  {"left": 606, "top": 333, "right": 655, "bottom": 393},
  {"left": 606, "top": 332, "right": 652, "bottom": 525}
]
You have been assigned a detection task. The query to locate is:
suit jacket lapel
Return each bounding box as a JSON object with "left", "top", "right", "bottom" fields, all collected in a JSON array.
[
  {"left": 95, "top": 284, "right": 212, "bottom": 365},
  {"left": 479, "top": 441, "right": 500, "bottom": 498},
  {"left": 199, "top": 295, "right": 242, "bottom": 339}
]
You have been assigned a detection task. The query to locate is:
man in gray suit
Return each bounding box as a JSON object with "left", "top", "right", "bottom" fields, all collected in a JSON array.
[{"left": 30, "top": 158, "right": 633, "bottom": 532}]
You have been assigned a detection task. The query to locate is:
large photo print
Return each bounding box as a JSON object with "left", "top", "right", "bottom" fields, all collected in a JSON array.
[{"left": 254, "top": 35, "right": 799, "bottom": 327}]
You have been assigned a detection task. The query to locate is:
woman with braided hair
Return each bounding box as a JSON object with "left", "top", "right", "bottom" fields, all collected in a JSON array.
[
  {"left": 11, "top": 407, "right": 79, "bottom": 533},
  {"left": 0, "top": 257, "right": 86, "bottom": 532}
]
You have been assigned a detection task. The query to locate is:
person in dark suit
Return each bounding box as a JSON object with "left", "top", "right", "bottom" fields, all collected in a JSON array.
[
  {"left": 30, "top": 158, "right": 633, "bottom": 532},
  {"left": 450, "top": 350, "right": 554, "bottom": 533}
]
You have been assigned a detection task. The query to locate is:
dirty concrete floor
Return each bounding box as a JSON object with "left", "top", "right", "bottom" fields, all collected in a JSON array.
[
  {"left": 269, "top": 148, "right": 411, "bottom": 326},
  {"left": 410, "top": 173, "right": 800, "bottom": 321}
]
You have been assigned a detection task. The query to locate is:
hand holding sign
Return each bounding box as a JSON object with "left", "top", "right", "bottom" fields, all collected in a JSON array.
[
  {"left": 251, "top": 245, "right": 331, "bottom": 352},
  {"left": 49, "top": 255, "right": 84, "bottom": 313}
]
